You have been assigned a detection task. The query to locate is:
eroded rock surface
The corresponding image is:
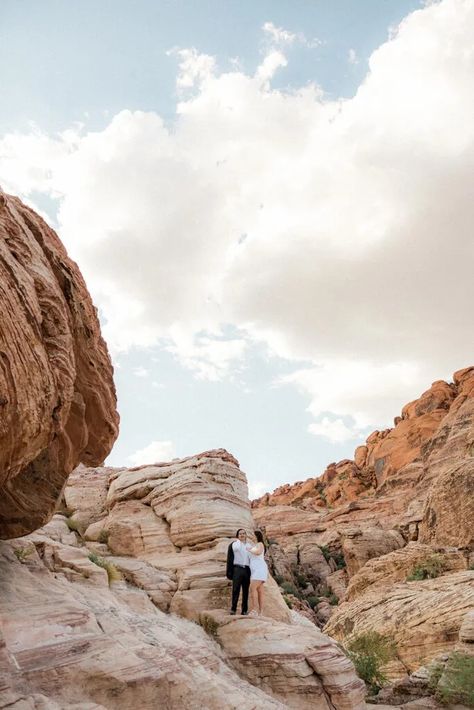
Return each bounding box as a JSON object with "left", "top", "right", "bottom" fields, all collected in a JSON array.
[
  {"left": 253, "top": 368, "right": 474, "bottom": 678},
  {"left": 0, "top": 450, "right": 365, "bottom": 709},
  {"left": 0, "top": 191, "right": 118, "bottom": 538}
]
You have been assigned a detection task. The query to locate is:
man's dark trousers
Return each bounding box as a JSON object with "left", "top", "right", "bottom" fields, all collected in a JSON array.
[{"left": 232, "top": 565, "right": 250, "bottom": 613}]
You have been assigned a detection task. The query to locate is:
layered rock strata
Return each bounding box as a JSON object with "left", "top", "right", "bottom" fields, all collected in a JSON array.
[
  {"left": 0, "top": 190, "right": 119, "bottom": 538},
  {"left": 0, "top": 449, "right": 366, "bottom": 709},
  {"left": 253, "top": 368, "right": 474, "bottom": 675}
]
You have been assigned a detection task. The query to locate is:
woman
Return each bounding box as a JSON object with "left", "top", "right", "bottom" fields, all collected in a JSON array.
[{"left": 248, "top": 530, "right": 268, "bottom": 617}]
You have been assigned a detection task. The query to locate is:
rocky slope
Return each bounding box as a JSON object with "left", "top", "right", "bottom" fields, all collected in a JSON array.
[
  {"left": 253, "top": 368, "right": 474, "bottom": 686},
  {"left": 0, "top": 190, "right": 119, "bottom": 539},
  {"left": 0, "top": 450, "right": 365, "bottom": 710}
]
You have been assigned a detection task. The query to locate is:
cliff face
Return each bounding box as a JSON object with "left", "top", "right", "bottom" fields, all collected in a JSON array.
[
  {"left": 253, "top": 368, "right": 474, "bottom": 679},
  {"left": 0, "top": 450, "right": 365, "bottom": 710},
  {"left": 0, "top": 191, "right": 119, "bottom": 538}
]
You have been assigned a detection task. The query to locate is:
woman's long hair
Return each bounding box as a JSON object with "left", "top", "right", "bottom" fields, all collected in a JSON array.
[{"left": 254, "top": 529, "right": 266, "bottom": 549}]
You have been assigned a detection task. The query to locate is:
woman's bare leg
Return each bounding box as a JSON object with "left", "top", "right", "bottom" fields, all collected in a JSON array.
[
  {"left": 256, "top": 582, "right": 264, "bottom": 615},
  {"left": 249, "top": 581, "right": 258, "bottom": 615}
]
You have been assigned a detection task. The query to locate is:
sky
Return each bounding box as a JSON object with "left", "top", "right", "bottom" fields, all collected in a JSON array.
[{"left": 1, "top": 0, "right": 473, "bottom": 498}]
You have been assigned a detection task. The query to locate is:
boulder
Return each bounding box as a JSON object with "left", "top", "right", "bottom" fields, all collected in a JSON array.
[{"left": 0, "top": 191, "right": 118, "bottom": 538}]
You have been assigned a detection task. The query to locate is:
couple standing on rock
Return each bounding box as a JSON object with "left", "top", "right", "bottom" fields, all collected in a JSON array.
[{"left": 226, "top": 529, "right": 268, "bottom": 617}]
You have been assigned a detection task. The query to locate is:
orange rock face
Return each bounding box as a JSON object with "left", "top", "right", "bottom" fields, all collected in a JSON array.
[
  {"left": 0, "top": 190, "right": 119, "bottom": 538},
  {"left": 252, "top": 368, "right": 474, "bottom": 520}
]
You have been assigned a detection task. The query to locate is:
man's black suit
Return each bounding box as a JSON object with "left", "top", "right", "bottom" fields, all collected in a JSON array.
[{"left": 226, "top": 542, "right": 250, "bottom": 614}]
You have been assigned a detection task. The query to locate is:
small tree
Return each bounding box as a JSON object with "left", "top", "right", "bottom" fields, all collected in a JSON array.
[
  {"left": 407, "top": 554, "right": 445, "bottom": 581},
  {"left": 436, "top": 652, "right": 474, "bottom": 707},
  {"left": 346, "top": 631, "right": 396, "bottom": 694}
]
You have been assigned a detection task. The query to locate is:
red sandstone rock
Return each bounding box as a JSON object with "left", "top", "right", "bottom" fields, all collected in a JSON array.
[{"left": 0, "top": 190, "right": 119, "bottom": 538}]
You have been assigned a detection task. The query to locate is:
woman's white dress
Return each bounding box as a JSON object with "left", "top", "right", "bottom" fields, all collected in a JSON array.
[{"left": 249, "top": 545, "right": 268, "bottom": 582}]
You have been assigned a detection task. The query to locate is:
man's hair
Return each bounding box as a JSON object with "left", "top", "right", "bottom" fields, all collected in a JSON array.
[{"left": 235, "top": 528, "right": 246, "bottom": 537}]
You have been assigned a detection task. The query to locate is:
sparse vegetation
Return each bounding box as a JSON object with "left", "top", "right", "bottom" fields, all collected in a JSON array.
[
  {"left": 87, "top": 552, "right": 121, "bottom": 584},
  {"left": 280, "top": 581, "right": 298, "bottom": 596},
  {"left": 319, "top": 545, "right": 331, "bottom": 562},
  {"left": 435, "top": 652, "right": 474, "bottom": 707},
  {"left": 332, "top": 552, "right": 346, "bottom": 569},
  {"left": 328, "top": 593, "right": 339, "bottom": 606},
  {"left": 98, "top": 529, "right": 110, "bottom": 544},
  {"left": 274, "top": 574, "right": 285, "bottom": 585},
  {"left": 66, "top": 518, "right": 81, "bottom": 532},
  {"left": 306, "top": 595, "right": 319, "bottom": 609},
  {"left": 406, "top": 554, "right": 445, "bottom": 581},
  {"left": 14, "top": 547, "right": 33, "bottom": 562},
  {"left": 283, "top": 595, "right": 293, "bottom": 609},
  {"left": 346, "top": 631, "right": 397, "bottom": 694},
  {"left": 295, "top": 573, "right": 308, "bottom": 588},
  {"left": 200, "top": 614, "right": 220, "bottom": 637}
]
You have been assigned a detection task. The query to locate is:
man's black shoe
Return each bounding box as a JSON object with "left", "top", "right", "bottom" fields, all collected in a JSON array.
[
  {"left": 230, "top": 610, "right": 236, "bottom": 615},
  {"left": 241, "top": 611, "right": 248, "bottom": 616}
]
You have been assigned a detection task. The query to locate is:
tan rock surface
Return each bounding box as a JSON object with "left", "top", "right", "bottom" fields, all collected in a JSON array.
[
  {"left": 0, "top": 539, "right": 284, "bottom": 710},
  {"left": 0, "top": 449, "right": 366, "bottom": 709},
  {"left": 325, "top": 570, "right": 474, "bottom": 676},
  {"left": 0, "top": 191, "right": 118, "bottom": 539},
  {"left": 345, "top": 542, "right": 467, "bottom": 602},
  {"left": 200, "top": 610, "right": 365, "bottom": 710}
]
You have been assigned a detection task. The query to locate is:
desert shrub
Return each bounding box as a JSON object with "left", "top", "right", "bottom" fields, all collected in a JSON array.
[
  {"left": 14, "top": 547, "right": 33, "bottom": 562},
  {"left": 280, "top": 581, "right": 297, "bottom": 596},
  {"left": 283, "top": 595, "right": 293, "bottom": 609},
  {"left": 319, "top": 545, "right": 331, "bottom": 562},
  {"left": 98, "top": 529, "right": 110, "bottom": 544},
  {"left": 87, "top": 552, "right": 121, "bottom": 584},
  {"left": 435, "top": 652, "right": 474, "bottom": 707},
  {"left": 332, "top": 552, "right": 346, "bottom": 569},
  {"left": 200, "top": 614, "right": 219, "bottom": 637},
  {"left": 346, "top": 631, "right": 396, "bottom": 694},
  {"left": 328, "top": 593, "right": 339, "bottom": 606},
  {"left": 296, "top": 573, "right": 308, "bottom": 588},
  {"left": 306, "top": 595, "right": 319, "bottom": 609},
  {"left": 406, "top": 554, "right": 445, "bottom": 581},
  {"left": 66, "top": 518, "right": 81, "bottom": 532},
  {"left": 274, "top": 574, "right": 285, "bottom": 585}
]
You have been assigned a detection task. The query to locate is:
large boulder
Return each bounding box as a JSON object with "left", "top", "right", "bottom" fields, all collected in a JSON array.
[{"left": 0, "top": 191, "right": 118, "bottom": 538}]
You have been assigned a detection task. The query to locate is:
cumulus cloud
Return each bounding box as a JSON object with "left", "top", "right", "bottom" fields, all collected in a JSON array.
[
  {"left": 128, "top": 440, "right": 176, "bottom": 466},
  {"left": 262, "top": 21, "right": 321, "bottom": 49},
  {"left": 1, "top": 0, "right": 473, "bottom": 439},
  {"left": 308, "top": 417, "right": 360, "bottom": 444}
]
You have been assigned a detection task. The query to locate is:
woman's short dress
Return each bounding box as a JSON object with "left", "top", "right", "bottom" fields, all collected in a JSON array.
[{"left": 249, "top": 548, "right": 268, "bottom": 582}]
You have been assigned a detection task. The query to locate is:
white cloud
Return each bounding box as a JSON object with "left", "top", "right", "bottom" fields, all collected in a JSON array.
[
  {"left": 168, "top": 47, "right": 216, "bottom": 93},
  {"left": 133, "top": 366, "right": 149, "bottom": 378},
  {"left": 1, "top": 0, "right": 473, "bottom": 431},
  {"left": 128, "top": 440, "right": 176, "bottom": 466},
  {"left": 248, "top": 480, "right": 270, "bottom": 499},
  {"left": 262, "top": 22, "right": 297, "bottom": 46},
  {"left": 309, "top": 417, "right": 361, "bottom": 443},
  {"left": 348, "top": 48, "right": 359, "bottom": 64},
  {"left": 262, "top": 21, "right": 321, "bottom": 49}
]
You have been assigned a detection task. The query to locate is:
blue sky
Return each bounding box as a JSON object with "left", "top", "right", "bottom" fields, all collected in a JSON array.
[{"left": 1, "top": 0, "right": 472, "bottom": 497}]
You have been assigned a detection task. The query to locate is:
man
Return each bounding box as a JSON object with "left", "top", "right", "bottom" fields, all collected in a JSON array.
[{"left": 226, "top": 528, "right": 251, "bottom": 615}]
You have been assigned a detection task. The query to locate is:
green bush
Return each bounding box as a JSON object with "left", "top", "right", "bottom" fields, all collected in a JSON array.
[
  {"left": 87, "top": 552, "right": 121, "bottom": 584},
  {"left": 346, "top": 631, "right": 396, "bottom": 694},
  {"left": 283, "top": 595, "right": 293, "bottom": 609},
  {"left": 296, "top": 573, "right": 308, "bottom": 588},
  {"left": 306, "top": 595, "right": 319, "bottom": 609},
  {"left": 14, "top": 547, "right": 33, "bottom": 562},
  {"left": 436, "top": 652, "right": 474, "bottom": 707},
  {"left": 66, "top": 518, "right": 81, "bottom": 532},
  {"left": 98, "top": 529, "right": 110, "bottom": 544},
  {"left": 332, "top": 552, "right": 346, "bottom": 569},
  {"left": 200, "top": 614, "right": 220, "bottom": 637},
  {"left": 280, "top": 581, "right": 297, "bottom": 596},
  {"left": 319, "top": 545, "right": 331, "bottom": 562},
  {"left": 274, "top": 574, "right": 285, "bottom": 585},
  {"left": 407, "top": 554, "right": 445, "bottom": 581},
  {"left": 328, "top": 593, "right": 339, "bottom": 606}
]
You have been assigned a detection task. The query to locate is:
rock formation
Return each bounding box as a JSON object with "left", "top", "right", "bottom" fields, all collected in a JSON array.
[
  {"left": 0, "top": 190, "right": 119, "bottom": 538},
  {"left": 253, "top": 368, "right": 474, "bottom": 680},
  {"left": 0, "top": 450, "right": 366, "bottom": 709}
]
